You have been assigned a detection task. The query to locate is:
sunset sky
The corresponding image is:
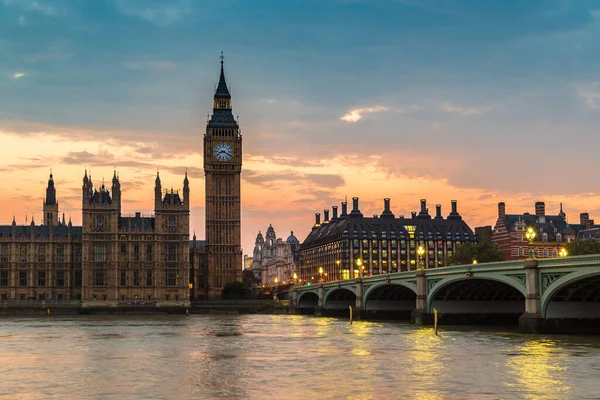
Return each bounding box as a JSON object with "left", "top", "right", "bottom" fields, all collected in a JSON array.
[{"left": 2, "top": 0, "right": 600, "bottom": 253}]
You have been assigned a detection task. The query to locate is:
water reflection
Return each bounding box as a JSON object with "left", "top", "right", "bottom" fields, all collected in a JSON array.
[
  {"left": 506, "top": 339, "right": 571, "bottom": 400},
  {"left": 405, "top": 328, "right": 445, "bottom": 400},
  {"left": 0, "top": 316, "right": 599, "bottom": 399}
]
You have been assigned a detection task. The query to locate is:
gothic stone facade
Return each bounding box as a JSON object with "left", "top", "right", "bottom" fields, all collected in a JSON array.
[
  {"left": 0, "top": 172, "right": 203, "bottom": 304},
  {"left": 204, "top": 57, "right": 243, "bottom": 297}
]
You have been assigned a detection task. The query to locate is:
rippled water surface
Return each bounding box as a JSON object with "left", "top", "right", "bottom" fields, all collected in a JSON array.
[{"left": 1, "top": 315, "right": 600, "bottom": 399}]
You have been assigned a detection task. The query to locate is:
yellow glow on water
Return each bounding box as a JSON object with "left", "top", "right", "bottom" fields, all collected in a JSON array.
[
  {"left": 506, "top": 339, "right": 571, "bottom": 399},
  {"left": 404, "top": 327, "right": 445, "bottom": 400}
]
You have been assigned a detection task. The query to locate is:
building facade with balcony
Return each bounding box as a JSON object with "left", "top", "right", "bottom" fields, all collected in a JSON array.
[
  {"left": 299, "top": 197, "right": 477, "bottom": 284},
  {"left": 491, "top": 201, "right": 598, "bottom": 260}
]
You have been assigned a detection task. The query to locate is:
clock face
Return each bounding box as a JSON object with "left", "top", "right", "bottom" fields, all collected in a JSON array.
[{"left": 213, "top": 142, "right": 233, "bottom": 162}]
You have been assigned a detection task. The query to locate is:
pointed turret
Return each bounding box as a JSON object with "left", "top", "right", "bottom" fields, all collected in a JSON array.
[
  {"left": 183, "top": 169, "right": 190, "bottom": 209},
  {"left": 43, "top": 171, "right": 59, "bottom": 225},
  {"left": 154, "top": 170, "right": 162, "bottom": 210},
  {"left": 215, "top": 51, "right": 231, "bottom": 100},
  {"left": 112, "top": 168, "right": 121, "bottom": 215}
]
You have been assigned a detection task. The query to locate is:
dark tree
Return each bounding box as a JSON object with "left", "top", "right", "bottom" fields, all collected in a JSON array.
[
  {"left": 221, "top": 281, "right": 252, "bottom": 300},
  {"left": 243, "top": 269, "right": 260, "bottom": 288},
  {"left": 565, "top": 239, "right": 600, "bottom": 256},
  {"left": 447, "top": 240, "right": 504, "bottom": 265}
]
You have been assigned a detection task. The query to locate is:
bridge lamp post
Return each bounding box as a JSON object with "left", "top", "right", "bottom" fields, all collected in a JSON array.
[
  {"left": 525, "top": 227, "right": 536, "bottom": 259},
  {"left": 472, "top": 259, "right": 478, "bottom": 264},
  {"left": 319, "top": 267, "right": 324, "bottom": 283},
  {"left": 417, "top": 246, "right": 425, "bottom": 270},
  {"left": 336, "top": 260, "right": 341, "bottom": 280},
  {"left": 293, "top": 272, "right": 298, "bottom": 284},
  {"left": 559, "top": 248, "right": 568, "bottom": 258}
]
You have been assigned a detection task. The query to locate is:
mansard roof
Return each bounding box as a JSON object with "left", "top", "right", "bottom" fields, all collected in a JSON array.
[
  {"left": 500, "top": 213, "right": 594, "bottom": 240},
  {"left": 302, "top": 215, "right": 475, "bottom": 249}
]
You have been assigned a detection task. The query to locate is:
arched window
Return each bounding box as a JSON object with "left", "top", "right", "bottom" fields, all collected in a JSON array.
[
  {"left": 542, "top": 233, "right": 548, "bottom": 242},
  {"left": 556, "top": 233, "right": 562, "bottom": 243}
]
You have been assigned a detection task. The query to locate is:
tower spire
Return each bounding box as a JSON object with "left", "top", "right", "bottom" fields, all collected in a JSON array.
[{"left": 215, "top": 52, "right": 231, "bottom": 100}]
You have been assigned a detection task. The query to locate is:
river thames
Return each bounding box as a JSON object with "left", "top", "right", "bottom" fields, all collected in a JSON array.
[{"left": 1, "top": 315, "right": 600, "bottom": 399}]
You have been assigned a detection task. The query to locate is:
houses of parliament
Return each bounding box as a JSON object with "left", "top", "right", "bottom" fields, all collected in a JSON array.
[{"left": 0, "top": 57, "right": 242, "bottom": 305}]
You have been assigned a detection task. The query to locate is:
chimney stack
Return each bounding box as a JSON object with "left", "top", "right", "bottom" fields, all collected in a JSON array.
[
  {"left": 341, "top": 202, "right": 348, "bottom": 217},
  {"left": 323, "top": 209, "right": 330, "bottom": 224},
  {"left": 435, "top": 204, "right": 442, "bottom": 219},
  {"left": 589, "top": 219, "right": 595, "bottom": 229},
  {"left": 498, "top": 202, "right": 506, "bottom": 218},
  {"left": 535, "top": 201, "right": 546, "bottom": 219},
  {"left": 411, "top": 211, "right": 417, "bottom": 219},
  {"left": 332, "top": 206, "right": 338, "bottom": 220},
  {"left": 580, "top": 212, "right": 589, "bottom": 226},
  {"left": 350, "top": 197, "right": 363, "bottom": 217},
  {"left": 315, "top": 213, "right": 321, "bottom": 226},
  {"left": 448, "top": 200, "right": 462, "bottom": 220},
  {"left": 380, "top": 198, "right": 395, "bottom": 218},
  {"left": 417, "top": 199, "right": 431, "bottom": 219}
]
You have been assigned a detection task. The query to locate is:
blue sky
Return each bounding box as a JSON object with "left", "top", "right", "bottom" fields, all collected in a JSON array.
[{"left": 2, "top": 0, "right": 600, "bottom": 251}]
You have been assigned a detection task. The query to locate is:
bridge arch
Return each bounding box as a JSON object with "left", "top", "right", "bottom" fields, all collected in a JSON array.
[
  {"left": 542, "top": 270, "right": 600, "bottom": 319},
  {"left": 297, "top": 291, "right": 319, "bottom": 309},
  {"left": 323, "top": 287, "right": 356, "bottom": 310},
  {"left": 363, "top": 282, "right": 417, "bottom": 319},
  {"left": 427, "top": 276, "right": 526, "bottom": 325}
]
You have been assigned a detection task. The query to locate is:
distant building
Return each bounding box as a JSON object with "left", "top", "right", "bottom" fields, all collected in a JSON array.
[
  {"left": 492, "top": 201, "right": 598, "bottom": 260},
  {"left": 475, "top": 226, "right": 493, "bottom": 242},
  {"left": 250, "top": 225, "right": 300, "bottom": 286},
  {"left": 299, "top": 197, "right": 477, "bottom": 284}
]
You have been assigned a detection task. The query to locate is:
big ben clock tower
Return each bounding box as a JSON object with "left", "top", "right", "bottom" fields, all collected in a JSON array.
[{"left": 204, "top": 54, "right": 243, "bottom": 297}]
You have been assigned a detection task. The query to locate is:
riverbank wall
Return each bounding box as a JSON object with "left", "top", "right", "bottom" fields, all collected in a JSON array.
[{"left": 0, "top": 300, "right": 291, "bottom": 316}]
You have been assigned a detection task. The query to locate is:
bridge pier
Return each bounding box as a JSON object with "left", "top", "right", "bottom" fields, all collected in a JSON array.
[
  {"left": 314, "top": 284, "right": 325, "bottom": 316},
  {"left": 519, "top": 259, "right": 545, "bottom": 333},
  {"left": 354, "top": 279, "right": 363, "bottom": 320},
  {"left": 411, "top": 269, "right": 432, "bottom": 325}
]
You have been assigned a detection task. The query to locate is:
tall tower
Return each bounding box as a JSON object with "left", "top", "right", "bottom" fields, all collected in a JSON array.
[
  {"left": 43, "top": 172, "right": 59, "bottom": 225},
  {"left": 204, "top": 54, "right": 243, "bottom": 297}
]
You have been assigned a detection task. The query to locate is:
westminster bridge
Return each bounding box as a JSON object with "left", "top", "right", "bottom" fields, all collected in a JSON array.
[{"left": 291, "top": 254, "right": 600, "bottom": 334}]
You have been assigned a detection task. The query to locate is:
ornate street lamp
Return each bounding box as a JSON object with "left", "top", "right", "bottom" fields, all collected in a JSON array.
[
  {"left": 417, "top": 246, "right": 425, "bottom": 270},
  {"left": 559, "top": 248, "right": 568, "bottom": 258},
  {"left": 318, "top": 267, "right": 324, "bottom": 282},
  {"left": 525, "top": 227, "right": 536, "bottom": 259},
  {"left": 472, "top": 259, "right": 478, "bottom": 264}
]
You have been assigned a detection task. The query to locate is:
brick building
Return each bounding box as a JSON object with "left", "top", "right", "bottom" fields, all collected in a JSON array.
[{"left": 492, "top": 201, "right": 598, "bottom": 260}]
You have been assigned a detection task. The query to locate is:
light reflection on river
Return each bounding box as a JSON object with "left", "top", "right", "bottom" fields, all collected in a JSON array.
[{"left": 1, "top": 315, "right": 600, "bottom": 399}]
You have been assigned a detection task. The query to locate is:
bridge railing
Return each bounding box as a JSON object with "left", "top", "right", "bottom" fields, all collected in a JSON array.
[{"left": 295, "top": 253, "right": 600, "bottom": 289}]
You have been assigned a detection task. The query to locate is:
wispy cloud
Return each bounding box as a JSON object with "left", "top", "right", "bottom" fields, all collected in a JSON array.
[
  {"left": 340, "top": 105, "right": 389, "bottom": 123},
  {"left": 2, "top": 0, "right": 58, "bottom": 16},
  {"left": 12, "top": 72, "right": 26, "bottom": 79},
  {"left": 578, "top": 82, "right": 600, "bottom": 109},
  {"left": 440, "top": 102, "right": 482, "bottom": 115},
  {"left": 115, "top": 0, "right": 191, "bottom": 26}
]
